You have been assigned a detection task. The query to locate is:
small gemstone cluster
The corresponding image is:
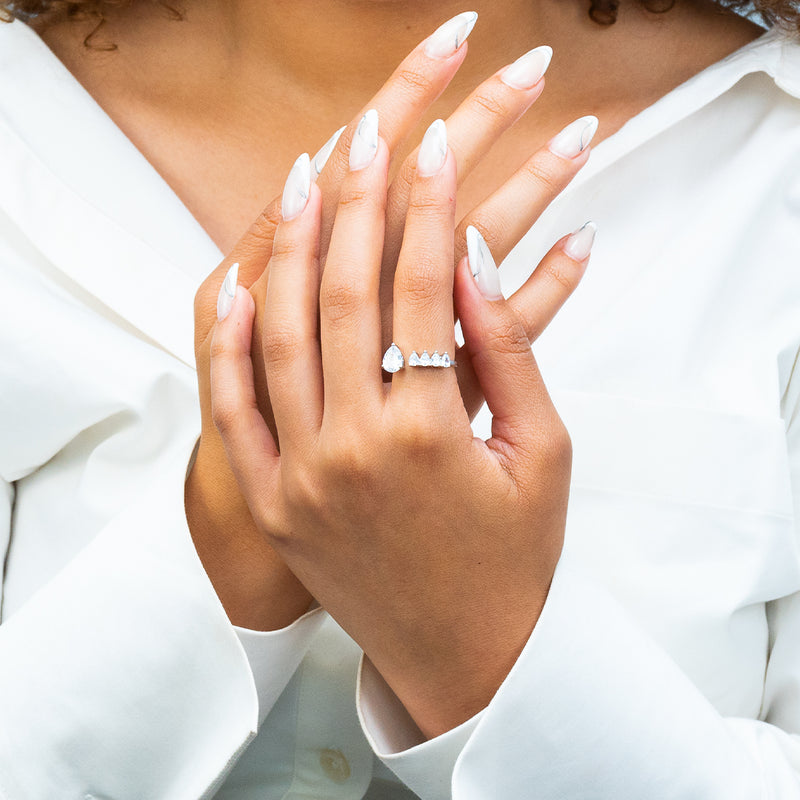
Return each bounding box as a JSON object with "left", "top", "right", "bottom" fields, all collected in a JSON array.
[{"left": 381, "top": 343, "right": 453, "bottom": 374}]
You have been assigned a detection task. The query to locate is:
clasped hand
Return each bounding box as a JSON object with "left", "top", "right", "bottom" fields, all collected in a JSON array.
[{"left": 209, "top": 110, "right": 579, "bottom": 737}]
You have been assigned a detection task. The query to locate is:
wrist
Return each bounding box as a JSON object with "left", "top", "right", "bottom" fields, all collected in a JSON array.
[{"left": 185, "top": 438, "right": 313, "bottom": 630}]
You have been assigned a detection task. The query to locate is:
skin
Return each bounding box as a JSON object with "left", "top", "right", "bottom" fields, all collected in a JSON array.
[
  {"left": 210, "top": 140, "right": 573, "bottom": 736},
  {"left": 33, "top": 0, "right": 763, "bottom": 730}
]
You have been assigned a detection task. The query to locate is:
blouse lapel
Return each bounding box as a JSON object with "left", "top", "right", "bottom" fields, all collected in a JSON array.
[{"left": 0, "top": 20, "right": 223, "bottom": 369}]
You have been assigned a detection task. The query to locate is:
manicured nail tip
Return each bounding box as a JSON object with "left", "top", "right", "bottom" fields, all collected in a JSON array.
[
  {"left": 548, "top": 115, "right": 599, "bottom": 159},
  {"left": 217, "top": 262, "right": 239, "bottom": 321},
  {"left": 313, "top": 125, "right": 346, "bottom": 176},
  {"left": 501, "top": 45, "right": 553, "bottom": 90},
  {"left": 281, "top": 153, "right": 311, "bottom": 221},
  {"left": 349, "top": 109, "right": 379, "bottom": 171},
  {"left": 466, "top": 225, "right": 503, "bottom": 300},
  {"left": 563, "top": 221, "right": 597, "bottom": 261},
  {"left": 424, "top": 11, "right": 478, "bottom": 59},
  {"left": 417, "top": 119, "right": 448, "bottom": 177}
]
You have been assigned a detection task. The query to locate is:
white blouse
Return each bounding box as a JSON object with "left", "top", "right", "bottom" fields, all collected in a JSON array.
[{"left": 0, "top": 17, "right": 799, "bottom": 800}]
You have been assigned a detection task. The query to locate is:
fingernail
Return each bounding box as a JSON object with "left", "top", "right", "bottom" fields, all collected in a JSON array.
[
  {"left": 217, "top": 262, "right": 239, "bottom": 321},
  {"left": 466, "top": 226, "right": 503, "bottom": 300},
  {"left": 501, "top": 46, "right": 553, "bottom": 90},
  {"left": 417, "top": 119, "right": 447, "bottom": 177},
  {"left": 313, "top": 125, "right": 346, "bottom": 177},
  {"left": 282, "top": 153, "right": 311, "bottom": 221},
  {"left": 563, "top": 221, "right": 597, "bottom": 261},
  {"left": 548, "top": 115, "right": 599, "bottom": 159},
  {"left": 424, "top": 11, "right": 478, "bottom": 59},
  {"left": 350, "top": 109, "right": 379, "bottom": 171}
]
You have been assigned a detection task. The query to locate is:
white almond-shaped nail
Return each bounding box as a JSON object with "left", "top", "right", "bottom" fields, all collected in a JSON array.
[
  {"left": 466, "top": 226, "right": 503, "bottom": 300},
  {"left": 501, "top": 46, "right": 553, "bottom": 90},
  {"left": 350, "top": 109, "right": 379, "bottom": 171},
  {"left": 282, "top": 153, "right": 311, "bottom": 221},
  {"left": 217, "top": 262, "right": 239, "bottom": 321},
  {"left": 548, "top": 115, "right": 599, "bottom": 159},
  {"left": 563, "top": 221, "right": 597, "bottom": 261},
  {"left": 417, "top": 119, "right": 447, "bottom": 177},
  {"left": 424, "top": 11, "right": 478, "bottom": 59},
  {"left": 313, "top": 125, "right": 346, "bottom": 177}
]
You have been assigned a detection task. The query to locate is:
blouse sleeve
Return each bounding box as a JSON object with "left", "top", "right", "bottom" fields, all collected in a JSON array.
[
  {"left": 0, "top": 235, "right": 323, "bottom": 798},
  {"left": 357, "top": 555, "right": 800, "bottom": 800},
  {"left": 356, "top": 367, "right": 800, "bottom": 799}
]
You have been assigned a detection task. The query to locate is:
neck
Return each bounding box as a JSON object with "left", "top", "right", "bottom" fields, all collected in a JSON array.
[{"left": 45, "top": 0, "right": 608, "bottom": 114}]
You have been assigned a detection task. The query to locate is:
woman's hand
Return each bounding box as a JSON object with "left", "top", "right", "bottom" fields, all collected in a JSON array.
[
  {"left": 188, "top": 11, "right": 595, "bottom": 631},
  {"left": 210, "top": 116, "right": 584, "bottom": 738}
]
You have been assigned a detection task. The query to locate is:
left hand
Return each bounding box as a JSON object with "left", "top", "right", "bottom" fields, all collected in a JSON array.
[{"left": 209, "top": 119, "right": 575, "bottom": 738}]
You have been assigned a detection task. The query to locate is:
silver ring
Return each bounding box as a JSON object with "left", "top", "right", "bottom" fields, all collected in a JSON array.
[{"left": 382, "top": 343, "right": 456, "bottom": 374}]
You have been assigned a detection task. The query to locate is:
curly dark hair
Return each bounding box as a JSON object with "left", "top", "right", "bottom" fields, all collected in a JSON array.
[{"left": 1, "top": 0, "right": 799, "bottom": 49}]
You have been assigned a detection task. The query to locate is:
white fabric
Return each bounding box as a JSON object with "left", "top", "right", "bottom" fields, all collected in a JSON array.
[{"left": 0, "top": 15, "right": 799, "bottom": 800}]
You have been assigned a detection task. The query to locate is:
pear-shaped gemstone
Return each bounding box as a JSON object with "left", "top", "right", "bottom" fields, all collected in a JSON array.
[
  {"left": 442, "top": 352, "right": 451, "bottom": 367},
  {"left": 409, "top": 351, "right": 421, "bottom": 366},
  {"left": 382, "top": 343, "right": 404, "bottom": 373},
  {"left": 431, "top": 351, "right": 442, "bottom": 367},
  {"left": 420, "top": 350, "right": 432, "bottom": 366}
]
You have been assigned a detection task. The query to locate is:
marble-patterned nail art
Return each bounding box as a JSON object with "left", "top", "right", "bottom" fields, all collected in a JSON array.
[
  {"left": 563, "top": 221, "right": 598, "bottom": 261},
  {"left": 349, "top": 109, "right": 379, "bottom": 171},
  {"left": 282, "top": 153, "right": 311, "bottom": 221},
  {"left": 424, "top": 11, "right": 478, "bottom": 60},
  {"left": 313, "top": 125, "right": 346, "bottom": 177},
  {"left": 501, "top": 46, "right": 553, "bottom": 90},
  {"left": 548, "top": 115, "right": 599, "bottom": 159},
  {"left": 417, "top": 119, "right": 447, "bottom": 177},
  {"left": 466, "top": 226, "right": 503, "bottom": 300},
  {"left": 217, "top": 262, "right": 239, "bottom": 321}
]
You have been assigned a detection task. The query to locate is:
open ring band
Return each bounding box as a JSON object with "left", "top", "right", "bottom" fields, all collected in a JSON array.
[{"left": 382, "top": 343, "right": 456, "bottom": 374}]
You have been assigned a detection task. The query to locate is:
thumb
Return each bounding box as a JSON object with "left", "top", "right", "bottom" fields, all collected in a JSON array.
[
  {"left": 455, "top": 228, "right": 560, "bottom": 457},
  {"left": 210, "top": 263, "right": 281, "bottom": 506}
]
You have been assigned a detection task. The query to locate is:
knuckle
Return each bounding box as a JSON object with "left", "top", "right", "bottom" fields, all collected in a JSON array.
[
  {"left": 252, "top": 201, "right": 283, "bottom": 238},
  {"left": 542, "top": 419, "right": 573, "bottom": 474},
  {"left": 282, "top": 466, "right": 323, "bottom": 514},
  {"left": 522, "top": 158, "right": 563, "bottom": 197},
  {"left": 318, "top": 437, "right": 376, "bottom": 485},
  {"left": 394, "top": 66, "right": 433, "bottom": 97},
  {"left": 539, "top": 259, "right": 579, "bottom": 292},
  {"left": 458, "top": 215, "right": 505, "bottom": 256},
  {"left": 486, "top": 317, "right": 532, "bottom": 358},
  {"left": 471, "top": 90, "right": 508, "bottom": 121},
  {"left": 194, "top": 280, "right": 215, "bottom": 320},
  {"left": 320, "top": 277, "right": 369, "bottom": 323},
  {"left": 337, "top": 185, "right": 371, "bottom": 212},
  {"left": 396, "top": 257, "right": 444, "bottom": 307},
  {"left": 210, "top": 396, "right": 238, "bottom": 437},
  {"left": 269, "top": 235, "right": 302, "bottom": 262},
  {"left": 406, "top": 191, "right": 452, "bottom": 218},
  {"left": 391, "top": 411, "right": 447, "bottom": 455},
  {"left": 261, "top": 325, "right": 301, "bottom": 368}
]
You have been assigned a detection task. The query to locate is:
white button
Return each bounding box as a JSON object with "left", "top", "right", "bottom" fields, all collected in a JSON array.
[{"left": 319, "top": 747, "right": 351, "bottom": 783}]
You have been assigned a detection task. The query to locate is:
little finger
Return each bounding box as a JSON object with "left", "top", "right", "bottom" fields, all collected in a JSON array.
[{"left": 507, "top": 221, "right": 596, "bottom": 341}]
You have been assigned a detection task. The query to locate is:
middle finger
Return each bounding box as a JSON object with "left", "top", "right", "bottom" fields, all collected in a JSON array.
[{"left": 391, "top": 120, "right": 459, "bottom": 403}]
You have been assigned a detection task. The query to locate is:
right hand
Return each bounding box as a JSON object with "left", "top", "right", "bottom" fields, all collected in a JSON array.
[{"left": 187, "top": 12, "right": 597, "bottom": 630}]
